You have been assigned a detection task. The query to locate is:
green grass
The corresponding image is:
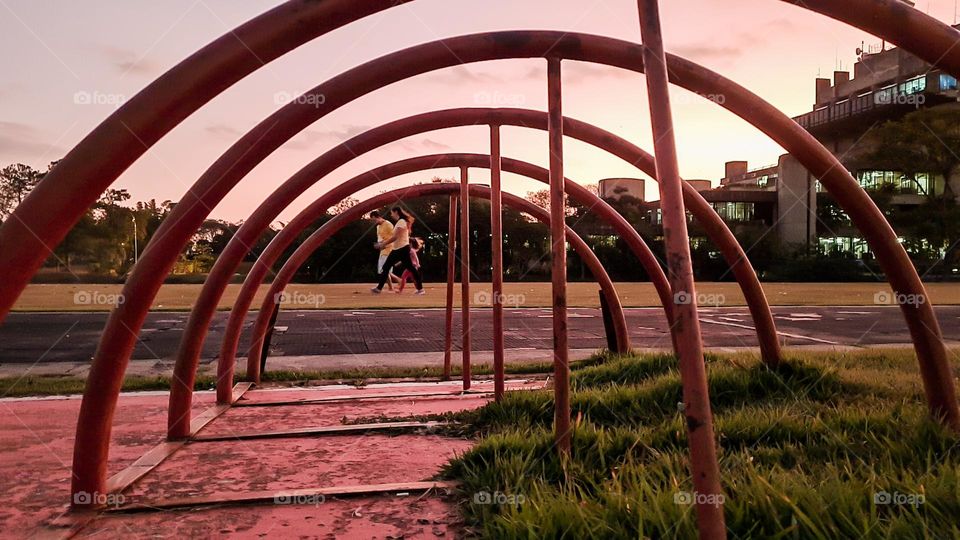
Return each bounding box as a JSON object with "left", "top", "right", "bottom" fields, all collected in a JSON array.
[
  {"left": 0, "top": 373, "right": 222, "bottom": 398},
  {"left": 0, "top": 360, "right": 562, "bottom": 398},
  {"left": 403, "top": 349, "right": 960, "bottom": 538}
]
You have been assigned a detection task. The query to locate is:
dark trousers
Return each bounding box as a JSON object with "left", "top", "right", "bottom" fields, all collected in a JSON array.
[{"left": 377, "top": 248, "right": 422, "bottom": 290}]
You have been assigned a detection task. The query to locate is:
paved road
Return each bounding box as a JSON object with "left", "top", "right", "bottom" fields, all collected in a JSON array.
[{"left": 1, "top": 306, "right": 959, "bottom": 365}]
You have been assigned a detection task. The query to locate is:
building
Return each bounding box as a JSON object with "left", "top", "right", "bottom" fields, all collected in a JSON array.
[
  {"left": 598, "top": 178, "right": 645, "bottom": 201},
  {"left": 635, "top": 29, "right": 960, "bottom": 259}
]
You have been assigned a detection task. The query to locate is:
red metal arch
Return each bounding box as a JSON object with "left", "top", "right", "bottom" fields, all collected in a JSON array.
[
  {"left": 166, "top": 107, "right": 780, "bottom": 429},
  {"left": 219, "top": 153, "right": 659, "bottom": 396},
  {"left": 63, "top": 30, "right": 959, "bottom": 501},
  {"left": 246, "top": 183, "right": 624, "bottom": 375},
  {"left": 244, "top": 182, "right": 630, "bottom": 383},
  {"left": 194, "top": 152, "right": 673, "bottom": 426}
]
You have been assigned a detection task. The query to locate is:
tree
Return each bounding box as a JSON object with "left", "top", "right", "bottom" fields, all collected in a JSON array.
[
  {"left": 0, "top": 163, "right": 43, "bottom": 218},
  {"left": 332, "top": 197, "right": 358, "bottom": 214},
  {"left": 853, "top": 107, "right": 960, "bottom": 198}
]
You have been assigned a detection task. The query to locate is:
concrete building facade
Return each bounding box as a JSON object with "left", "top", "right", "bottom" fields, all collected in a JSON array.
[{"left": 626, "top": 31, "right": 960, "bottom": 259}]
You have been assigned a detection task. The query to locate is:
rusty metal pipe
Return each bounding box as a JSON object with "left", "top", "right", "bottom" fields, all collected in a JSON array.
[
  {"left": 638, "top": 1, "right": 726, "bottom": 536},
  {"left": 443, "top": 195, "right": 458, "bottom": 381},
  {"left": 490, "top": 125, "right": 505, "bottom": 401},
  {"left": 547, "top": 58, "right": 571, "bottom": 455},
  {"left": 459, "top": 166, "right": 472, "bottom": 391}
]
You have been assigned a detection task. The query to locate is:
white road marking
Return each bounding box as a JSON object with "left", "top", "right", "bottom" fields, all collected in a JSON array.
[{"left": 700, "top": 318, "right": 839, "bottom": 345}]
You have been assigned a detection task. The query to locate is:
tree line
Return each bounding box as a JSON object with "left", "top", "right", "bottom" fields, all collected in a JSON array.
[{"left": 3, "top": 106, "right": 958, "bottom": 284}]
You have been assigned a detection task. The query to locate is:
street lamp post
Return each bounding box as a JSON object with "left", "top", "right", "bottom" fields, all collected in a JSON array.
[{"left": 132, "top": 215, "right": 138, "bottom": 266}]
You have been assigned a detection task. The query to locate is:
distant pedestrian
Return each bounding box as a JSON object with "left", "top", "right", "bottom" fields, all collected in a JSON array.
[
  {"left": 369, "top": 210, "right": 396, "bottom": 291},
  {"left": 371, "top": 207, "right": 424, "bottom": 295}
]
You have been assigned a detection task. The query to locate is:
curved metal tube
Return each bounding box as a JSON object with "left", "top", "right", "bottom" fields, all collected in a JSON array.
[
  {"left": 200, "top": 152, "right": 667, "bottom": 417},
  {"left": 170, "top": 107, "right": 778, "bottom": 429},
  {"left": 245, "top": 183, "right": 624, "bottom": 378}
]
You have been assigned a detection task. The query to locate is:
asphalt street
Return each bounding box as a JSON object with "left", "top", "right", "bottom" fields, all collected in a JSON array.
[{"left": 1, "top": 306, "right": 959, "bottom": 365}]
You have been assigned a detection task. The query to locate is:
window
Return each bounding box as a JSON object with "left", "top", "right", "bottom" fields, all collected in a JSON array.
[
  {"left": 855, "top": 170, "right": 934, "bottom": 194},
  {"left": 898, "top": 76, "right": 926, "bottom": 96},
  {"left": 650, "top": 209, "right": 662, "bottom": 225},
  {"left": 940, "top": 73, "right": 958, "bottom": 91},
  {"left": 757, "top": 175, "right": 770, "bottom": 188},
  {"left": 818, "top": 236, "right": 870, "bottom": 256},
  {"left": 712, "top": 202, "right": 755, "bottom": 222}
]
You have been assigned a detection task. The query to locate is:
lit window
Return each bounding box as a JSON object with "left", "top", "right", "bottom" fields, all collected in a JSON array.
[
  {"left": 940, "top": 74, "right": 958, "bottom": 91},
  {"left": 898, "top": 76, "right": 926, "bottom": 96}
]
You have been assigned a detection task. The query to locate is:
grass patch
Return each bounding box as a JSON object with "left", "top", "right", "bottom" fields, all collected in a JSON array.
[
  {"left": 423, "top": 349, "right": 960, "bottom": 538},
  {"left": 0, "top": 373, "right": 221, "bottom": 398},
  {"left": 0, "top": 360, "right": 563, "bottom": 398}
]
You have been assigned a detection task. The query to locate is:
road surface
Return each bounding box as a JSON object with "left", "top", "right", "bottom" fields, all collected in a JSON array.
[{"left": 1, "top": 306, "right": 958, "bottom": 365}]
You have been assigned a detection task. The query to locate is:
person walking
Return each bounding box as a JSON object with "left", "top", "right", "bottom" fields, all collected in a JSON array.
[
  {"left": 396, "top": 237, "right": 424, "bottom": 293},
  {"left": 371, "top": 206, "right": 424, "bottom": 295},
  {"left": 369, "top": 210, "right": 396, "bottom": 291}
]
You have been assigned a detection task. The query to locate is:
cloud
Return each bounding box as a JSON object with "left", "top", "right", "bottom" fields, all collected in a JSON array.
[
  {"left": 393, "top": 138, "right": 453, "bottom": 154},
  {"left": 281, "top": 125, "right": 373, "bottom": 151},
  {"left": 95, "top": 45, "right": 162, "bottom": 76},
  {"left": 671, "top": 21, "right": 796, "bottom": 64},
  {"left": 0, "top": 122, "right": 64, "bottom": 159},
  {"left": 424, "top": 66, "right": 504, "bottom": 86},
  {"left": 563, "top": 63, "right": 636, "bottom": 84},
  {"left": 420, "top": 138, "right": 451, "bottom": 151},
  {"left": 672, "top": 44, "right": 744, "bottom": 62},
  {"left": 205, "top": 124, "right": 243, "bottom": 139}
]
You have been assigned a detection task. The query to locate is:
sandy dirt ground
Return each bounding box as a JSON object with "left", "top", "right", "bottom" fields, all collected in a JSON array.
[{"left": 13, "top": 281, "right": 960, "bottom": 311}]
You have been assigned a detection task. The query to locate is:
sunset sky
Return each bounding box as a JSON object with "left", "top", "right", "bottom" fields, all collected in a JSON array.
[{"left": 2, "top": 0, "right": 958, "bottom": 223}]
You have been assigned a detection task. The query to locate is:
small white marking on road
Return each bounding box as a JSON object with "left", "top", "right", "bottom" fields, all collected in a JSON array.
[
  {"left": 718, "top": 317, "right": 742, "bottom": 323},
  {"left": 701, "top": 318, "right": 839, "bottom": 345},
  {"left": 778, "top": 313, "right": 823, "bottom": 321},
  {"left": 273, "top": 326, "right": 289, "bottom": 333}
]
